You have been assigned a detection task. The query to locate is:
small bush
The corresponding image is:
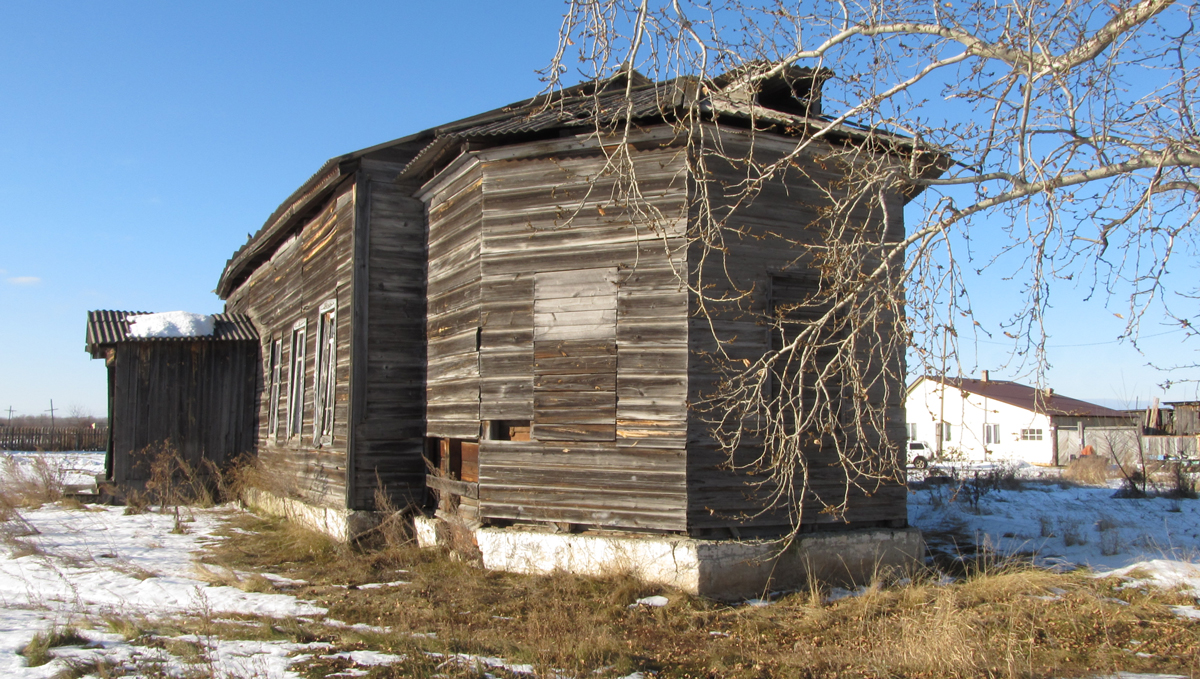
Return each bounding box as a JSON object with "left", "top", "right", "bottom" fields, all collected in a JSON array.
[
  {"left": 1113, "top": 469, "right": 1149, "bottom": 498},
  {"left": 1100, "top": 528, "right": 1125, "bottom": 556},
  {"left": 1163, "top": 464, "right": 1198, "bottom": 499},
  {"left": 1059, "top": 518, "right": 1086, "bottom": 547},
  {"left": 135, "top": 442, "right": 214, "bottom": 510},
  {"left": 1038, "top": 515, "right": 1055, "bottom": 538}
]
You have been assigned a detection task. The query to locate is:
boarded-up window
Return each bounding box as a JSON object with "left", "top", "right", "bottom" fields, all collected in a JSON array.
[
  {"left": 313, "top": 299, "right": 337, "bottom": 445},
  {"left": 769, "top": 274, "right": 843, "bottom": 433},
  {"left": 287, "top": 319, "right": 307, "bottom": 439},
  {"left": 532, "top": 268, "right": 618, "bottom": 441},
  {"left": 267, "top": 338, "right": 282, "bottom": 440}
]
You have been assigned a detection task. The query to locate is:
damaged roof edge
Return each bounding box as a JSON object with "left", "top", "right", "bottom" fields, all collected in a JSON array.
[
  {"left": 218, "top": 68, "right": 944, "bottom": 299},
  {"left": 213, "top": 87, "right": 581, "bottom": 300}
]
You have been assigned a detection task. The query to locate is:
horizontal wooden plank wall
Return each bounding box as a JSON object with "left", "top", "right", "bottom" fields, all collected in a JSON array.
[
  {"left": 424, "top": 160, "right": 483, "bottom": 441},
  {"left": 110, "top": 341, "right": 257, "bottom": 485},
  {"left": 475, "top": 145, "right": 691, "bottom": 531},
  {"left": 686, "top": 126, "right": 908, "bottom": 534},
  {"left": 532, "top": 268, "right": 619, "bottom": 442},
  {"left": 354, "top": 155, "right": 429, "bottom": 509},
  {"left": 225, "top": 182, "right": 356, "bottom": 509}
]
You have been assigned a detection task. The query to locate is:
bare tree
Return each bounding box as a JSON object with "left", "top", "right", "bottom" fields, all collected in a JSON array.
[{"left": 537, "top": 0, "right": 1199, "bottom": 532}]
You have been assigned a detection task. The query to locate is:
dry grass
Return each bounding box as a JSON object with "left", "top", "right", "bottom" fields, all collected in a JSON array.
[
  {"left": 20, "top": 625, "right": 88, "bottom": 667},
  {"left": 197, "top": 513, "right": 1200, "bottom": 678},
  {"left": 0, "top": 453, "right": 66, "bottom": 509},
  {"left": 131, "top": 442, "right": 219, "bottom": 510},
  {"left": 1062, "top": 455, "right": 1116, "bottom": 485}
]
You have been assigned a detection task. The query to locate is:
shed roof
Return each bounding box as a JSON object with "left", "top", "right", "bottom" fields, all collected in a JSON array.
[
  {"left": 915, "top": 376, "right": 1128, "bottom": 419},
  {"left": 86, "top": 310, "right": 257, "bottom": 357}
]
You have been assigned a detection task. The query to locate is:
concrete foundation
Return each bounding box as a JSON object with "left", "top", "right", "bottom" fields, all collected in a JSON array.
[
  {"left": 414, "top": 516, "right": 924, "bottom": 599},
  {"left": 243, "top": 488, "right": 377, "bottom": 542}
]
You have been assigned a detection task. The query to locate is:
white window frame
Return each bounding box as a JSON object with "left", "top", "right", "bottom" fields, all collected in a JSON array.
[
  {"left": 906, "top": 423, "right": 918, "bottom": 440},
  {"left": 312, "top": 299, "right": 337, "bottom": 446},
  {"left": 939, "top": 422, "right": 952, "bottom": 442},
  {"left": 984, "top": 423, "right": 1000, "bottom": 445},
  {"left": 287, "top": 319, "right": 307, "bottom": 440},
  {"left": 267, "top": 337, "right": 283, "bottom": 440},
  {"left": 1021, "top": 428, "right": 1043, "bottom": 441}
]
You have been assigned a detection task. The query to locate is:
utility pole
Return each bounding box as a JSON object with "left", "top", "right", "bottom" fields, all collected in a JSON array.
[
  {"left": 4, "top": 406, "right": 12, "bottom": 425},
  {"left": 46, "top": 399, "right": 57, "bottom": 428},
  {"left": 937, "top": 325, "right": 947, "bottom": 460}
]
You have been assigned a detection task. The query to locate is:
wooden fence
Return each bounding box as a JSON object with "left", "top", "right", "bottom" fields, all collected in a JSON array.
[{"left": 0, "top": 426, "right": 108, "bottom": 452}]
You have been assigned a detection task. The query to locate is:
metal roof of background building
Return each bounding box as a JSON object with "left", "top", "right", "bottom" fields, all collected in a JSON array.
[
  {"left": 915, "top": 376, "right": 1129, "bottom": 419},
  {"left": 85, "top": 310, "right": 257, "bottom": 356}
]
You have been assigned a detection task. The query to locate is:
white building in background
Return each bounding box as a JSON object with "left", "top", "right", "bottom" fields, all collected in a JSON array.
[{"left": 904, "top": 373, "right": 1133, "bottom": 467}]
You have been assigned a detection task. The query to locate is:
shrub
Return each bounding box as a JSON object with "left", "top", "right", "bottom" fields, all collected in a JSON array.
[{"left": 1059, "top": 518, "right": 1086, "bottom": 547}]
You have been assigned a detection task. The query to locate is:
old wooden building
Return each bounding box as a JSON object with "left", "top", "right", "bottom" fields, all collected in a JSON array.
[
  {"left": 211, "top": 69, "right": 924, "bottom": 545},
  {"left": 85, "top": 310, "right": 258, "bottom": 486}
]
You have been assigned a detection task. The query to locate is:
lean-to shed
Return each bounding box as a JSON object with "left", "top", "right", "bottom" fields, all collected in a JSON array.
[
  {"left": 215, "top": 69, "right": 930, "bottom": 550},
  {"left": 84, "top": 310, "right": 258, "bottom": 487}
]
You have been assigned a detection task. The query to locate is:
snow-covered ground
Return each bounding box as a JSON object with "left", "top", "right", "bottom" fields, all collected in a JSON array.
[
  {"left": 1, "top": 452, "right": 1197, "bottom": 678},
  {"left": 1, "top": 451, "right": 105, "bottom": 488},
  {"left": 910, "top": 461, "right": 1200, "bottom": 602}
]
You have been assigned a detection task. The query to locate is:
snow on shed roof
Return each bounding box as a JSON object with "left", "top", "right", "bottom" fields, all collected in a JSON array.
[
  {"left": 86, "top": 310, "right": 257, "bottom": 356},
  {"left": 916, "top": 376, "right": 1128, "bottom": 419}
]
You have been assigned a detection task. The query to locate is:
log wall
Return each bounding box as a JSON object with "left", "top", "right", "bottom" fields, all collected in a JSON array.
[
  {"left": 353, "top": 157, "right": 429, "bottom": 509},
  {"left": 468, "top": 144, "right": 692, "bottom": 531},
  {"left": 225, "top": 182, "right": 356, "bottom": 509},
  {"left": 423, "top": 159, "right": 484, "bottom": 441},
  {"left": 685, "top": 126, "right": 908, "bottom": 534}
]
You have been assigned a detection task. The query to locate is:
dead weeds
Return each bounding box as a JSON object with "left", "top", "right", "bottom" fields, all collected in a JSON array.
[{"left": 197, "top": 512, "right": 1200, "bottom": 678}]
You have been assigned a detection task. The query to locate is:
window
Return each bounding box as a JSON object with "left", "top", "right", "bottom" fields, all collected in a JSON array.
[
  {"left": 906, "top": 423, "right": 918, "bottom": 440},
  {"left": 939, "top": 422, "right": 952, "bottom": 442},
  {"left": 267, "top": 338, "right": 282, "bottom": 439},
  {"left": 313, "top": 300, "right": 337, "bottom": 445},
  {"left": 287, "top": 319, "right": 307, "bottom": 439},
  {"left": 1021, "top": 428, "right": 1043, "bottom": 441},
  {"left": 984, "top": 423, "right": 1000, "bottom": 445}
]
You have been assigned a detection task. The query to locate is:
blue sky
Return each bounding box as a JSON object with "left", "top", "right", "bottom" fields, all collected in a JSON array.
[{"left": 1, "top": 1, "right": 1196, "bottom": 418}]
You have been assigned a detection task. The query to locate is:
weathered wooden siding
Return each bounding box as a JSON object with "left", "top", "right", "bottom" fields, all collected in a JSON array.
[
  {"left": 110, "top": 341, "right": 257, "bottom": 485},
  {"left": 424, "top": 159, "right": 484, "bottom": 440},
  {"left": 353, "top": 157, "right": 429, "bottom": 509},
  {"left": 225, "top": 182, "right": 355, "bottom": 509},
  {"left": 474, "top": 145, "right": 691, "bottom": 531},
  {"left": 686, "top": 126, "right": 908, "bottom": 534}
]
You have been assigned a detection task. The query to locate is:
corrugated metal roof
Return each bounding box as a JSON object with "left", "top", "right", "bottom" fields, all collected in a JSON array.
[
  {"left": 86, "top": 310, "right": 258, "bottom": 352},
  {"left": 921, "top": 376, "right": 1128, "bottom": 419},
  {"left": 219, "top": 67, "right": 940, "bottom": 300}
]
